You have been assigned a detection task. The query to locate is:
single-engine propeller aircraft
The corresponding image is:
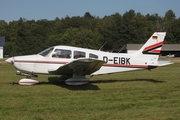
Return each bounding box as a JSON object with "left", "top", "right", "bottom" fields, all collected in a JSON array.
[{"left": 6, "top": 32, "right": 172, "bottom": 85}]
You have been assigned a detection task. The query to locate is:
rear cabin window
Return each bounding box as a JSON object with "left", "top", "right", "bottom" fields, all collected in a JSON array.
[
  {"left": 52, "top": 49, "right": 71, "bottom": 58},
  {"left": 89, "top": 53, "right": 98, "bottom": 59},
  {"left": 74, "top": 51, "right": 85, "bottom": 59}
]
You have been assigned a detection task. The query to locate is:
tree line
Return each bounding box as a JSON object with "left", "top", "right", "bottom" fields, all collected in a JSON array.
[{"left": 0, "top": 9, "right": 180, "bottom": 56}]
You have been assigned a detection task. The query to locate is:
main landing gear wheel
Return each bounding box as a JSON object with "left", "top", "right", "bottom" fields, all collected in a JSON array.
[{"left": 65, "top": 76, "right": 90, "bottom": 85}]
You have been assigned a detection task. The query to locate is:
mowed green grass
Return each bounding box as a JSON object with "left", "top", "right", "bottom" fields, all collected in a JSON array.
[{"left": 0, "top": 58, "right": 180, "bottom": 120}]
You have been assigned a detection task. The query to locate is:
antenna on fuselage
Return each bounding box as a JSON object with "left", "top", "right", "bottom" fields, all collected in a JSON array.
[
  {"left": 118, "top": 44, "right": 126, "bottom": 53},
  {"left": 99, "top": 41, "right": 107, "bottom": 51}
]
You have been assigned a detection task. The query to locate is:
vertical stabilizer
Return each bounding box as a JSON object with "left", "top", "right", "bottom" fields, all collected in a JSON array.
[{"left": 133, "top": 32, "right": 166, "bottom": 61}]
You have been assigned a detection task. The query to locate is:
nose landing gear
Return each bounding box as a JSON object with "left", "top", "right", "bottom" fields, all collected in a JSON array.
[{"left": 16, "top": 71, "right": 39, "bottom": 85}]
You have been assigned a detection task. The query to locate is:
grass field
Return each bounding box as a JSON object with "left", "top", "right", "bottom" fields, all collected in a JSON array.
[{"left": 0, "top": 58, "right": 180, "bottom": 120}]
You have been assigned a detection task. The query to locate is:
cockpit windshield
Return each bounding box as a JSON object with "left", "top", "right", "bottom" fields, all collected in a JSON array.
[{"left": 38, "top": 47, "right": 54, "bottom": 57}]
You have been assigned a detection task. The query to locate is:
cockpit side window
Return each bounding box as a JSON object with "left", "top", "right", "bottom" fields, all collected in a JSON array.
[
  {"left": 74, "top": 51, "right": 85, "bottom": 59},
  {"left": 52, "top": 49, "right": 71, "bottom": 58},
  {"left": 39, "top": 47, "right": 54, "bottom": 57},
  {"left": 89, "top": 53, "right": 98, "bottom": 59}
]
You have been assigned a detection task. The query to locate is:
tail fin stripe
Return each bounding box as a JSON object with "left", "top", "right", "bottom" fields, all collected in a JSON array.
[
  {"left": 143, "top": 44, "right": 162, "bottom": 52},
  {"left": 150, "top": 50, "right": 161, "bottom": 53},
  {"left": 143, "top": 41, "right": 163, "bottom": 51},
  {"left": 143, "top": 45, "right": 162, "bottom": 55}
]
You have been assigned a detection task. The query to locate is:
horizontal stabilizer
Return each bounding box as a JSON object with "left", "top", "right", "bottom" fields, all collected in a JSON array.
[{"left": 157, "top": 61, "right": 174, "bottom": 66}]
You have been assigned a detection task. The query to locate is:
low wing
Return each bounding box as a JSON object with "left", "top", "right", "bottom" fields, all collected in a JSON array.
[{"left": 48, "top": 58, "right": 105, "bottom": 75}]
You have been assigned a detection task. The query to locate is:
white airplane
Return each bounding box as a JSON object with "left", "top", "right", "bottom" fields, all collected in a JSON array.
[{"left": 6, "top": 32, "right": 172, "bottom": 85}]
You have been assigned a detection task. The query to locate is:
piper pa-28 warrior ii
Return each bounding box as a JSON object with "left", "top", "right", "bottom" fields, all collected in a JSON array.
[{"left": 6, "top": 32, "right": 172, "bottom": 85}]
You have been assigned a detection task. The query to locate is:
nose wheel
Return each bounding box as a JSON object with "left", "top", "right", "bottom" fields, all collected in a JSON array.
[
  {"left": 18, "top": 78, "right": 39, "bottom": 85},
  {"left": 16, "top": 71, "right": 39, "bottom": 85}
]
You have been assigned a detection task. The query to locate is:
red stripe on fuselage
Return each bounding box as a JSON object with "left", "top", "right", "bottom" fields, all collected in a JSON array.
[
  {"left": 103, "top": 63, "right": 149, "bottom": 68},
  {"left": 14, "top": 60, "right": 68, "bottom": 64},
  {"left": 14, "top": 60, "right": 149, "bottom": 69}
]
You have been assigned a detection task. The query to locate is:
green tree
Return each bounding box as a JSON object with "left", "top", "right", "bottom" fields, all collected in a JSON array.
[
  {"left": 167, "top": 18, "right": 180, "bottom": 43},
  {"left": 2, "top": 9, "right": 179, "bottom": 55},
  {"left": 0, "top": 20, "right": 8, "bottom": 36}
]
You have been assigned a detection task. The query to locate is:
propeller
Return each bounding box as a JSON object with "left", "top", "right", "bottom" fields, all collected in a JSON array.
[{"left": 5, "top": 57, "right": 14, "bottom": 64}]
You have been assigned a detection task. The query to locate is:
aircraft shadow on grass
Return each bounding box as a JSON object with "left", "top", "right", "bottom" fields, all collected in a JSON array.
[
  {"left": 90, "top": 78, "right": 166, "bottom": 84},
  {"left": 46, "top": 77, "right": 100, "bottom": 90},
  {"left": 11, "top": 77, "right": 165, "bottom": 90},
  {"left": 44, "top": 77, "right": 165, "bottom": 91},
  {"left": 10, "top": 77, "right": 100, "bottom": 91}
]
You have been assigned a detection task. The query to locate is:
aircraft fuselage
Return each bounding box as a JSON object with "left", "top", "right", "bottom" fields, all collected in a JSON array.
[{"left": 6, "top": 45, "right": 158, "bottom": 75}]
